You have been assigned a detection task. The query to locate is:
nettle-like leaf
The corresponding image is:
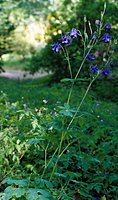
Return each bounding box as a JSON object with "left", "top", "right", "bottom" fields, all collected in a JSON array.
[
  {"left": 4, "top": 186, "right": 26, "bottom": 199},
  {"left": 2, "top": 177, "right": 30, "bottom": 187},
  {"left": 34, "top": 178, "right": 53, "bottom": 188},
  {"left": 3, "top": 185, "right": 52, "bottom": 200},
  {"left": 13, "top": 188, "right": 26, "bottom": 198},
  {"left": 3, "top": 186, "right": 14, "bottom": 200},
  {"left": 26, "top": 188, "right": 50, "bottom": 200},
  {"left": 58, "top": 103, "right": 76, "bottom": 117},
  {"left": 26, "top": 188, "right": 40, "bottom": 200}
]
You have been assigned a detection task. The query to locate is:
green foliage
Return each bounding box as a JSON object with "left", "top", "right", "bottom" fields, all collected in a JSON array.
[{"left": 0, "top": 82, "right": 118, "bottom": 199}]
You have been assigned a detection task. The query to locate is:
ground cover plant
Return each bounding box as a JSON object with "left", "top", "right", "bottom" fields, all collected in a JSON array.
[{"left": 0, "top": 4, "right": 118, "bottom": 200}]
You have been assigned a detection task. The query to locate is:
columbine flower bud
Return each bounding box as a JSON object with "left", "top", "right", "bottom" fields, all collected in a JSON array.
[
  {"left": 95, "top": 20, "right": 100, "bottom": 26},
  {"left": 105, "top": 23, "right": 111, "bottom": 31}
]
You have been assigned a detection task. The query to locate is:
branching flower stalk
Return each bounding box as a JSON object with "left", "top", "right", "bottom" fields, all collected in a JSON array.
[
  {"left": 67, "top": 37, "right": 96, "bottom": 104},
  {"left": 50, "top": 3, "right": 112, "bottom": 181},
  {"left": 67, "top": 73, "right": 99, "bottom": 130},
  {"left": 49, "top": 140, "right": 74, "bottom": 181},
  {"left": 64, "top": 48, "right": 73, "bottom": 79}
]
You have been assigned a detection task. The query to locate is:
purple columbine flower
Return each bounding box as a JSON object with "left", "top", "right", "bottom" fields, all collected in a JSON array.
[
  {"left": 61, "top": 36, "right": 71, "bottom": 46},
  {"left": 102, "top": 69, "right": 111, "bottom": 75},
  {"left": 86, "top": 51, "right": 95, "bottom": 61},
  {"left": 51, "top": 42, "right": 62, "bottom": 52},
  {"left": 105, "top": 23, "right": 111, "bottom": 31},
  {"left": 101, "top": 33, "right": 112, "bottom": 43},
  {"left": 91, "top": 65, "right": 99, "bottom": 74},
  {"left": 68, "top": 28, "right": 80, "bottom": 38}
]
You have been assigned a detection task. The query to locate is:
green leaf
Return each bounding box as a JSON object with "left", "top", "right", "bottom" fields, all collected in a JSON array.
[
  {"left": 80, "top": 190, "right": 92, "bottom": 198},
  {"left": 38, "top": 189, "right": 49, "bottom": 197},
  {"left": 2, "top": 178, "right": 30, "bottom": 187},
  {"left": 26, "top": 138, "right": 44, "bottom": 144},
  {"left": 54, "top": 172, "right": 66, "bottom": 178},
  {"left": 109, "top": 174, "right": 118, "bottom": 184},
  {"left": 31, "top": 118, "right": 38, "bottom": 129},
  {"left": 13, "top": 188, "right": 26, "bottom": 198},
  {"left": 38, "top": 196, "right": 49, "bottom": 200},
  {"left": 64, "top": 103, "right": 70, "bottom": 109},
  {"left": 61, "top": 78, "right": 91, "bottom": 83},
  {"left": 59, "top": 110, "right": 73, "bottom": 117},
  {"left": 26, "top": 188, "right": 50, "bottom": 200},
  {"left": 101, "top": 195, "right": 106, "bottom": 200},
  {"left": 34, "top": 178, "right": 53, "bottom": 188},
  {"left": 4, "top": 186, "right": 14, "bottom": 200},
  {"left": 79, "top": 117, "right": 86, "bottom": 126},
  {"left": 26, "top": 189, "right": 39, "bottom": 200},
  {"left": 61, "top": 78, "right": 75, "bottom": 83},
  {"left": 90, "top": 157, "right": 100, "bottom": 163}
]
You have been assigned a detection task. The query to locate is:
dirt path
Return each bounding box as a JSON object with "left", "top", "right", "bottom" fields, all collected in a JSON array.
[{"left": 0, "top": 69, "right": 49, "bottom": 80}]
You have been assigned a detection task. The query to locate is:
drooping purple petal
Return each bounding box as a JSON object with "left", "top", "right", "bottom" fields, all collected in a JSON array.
[
  {"left": 51, "top": 42, "right": 62, "bottom": 52},
  {"left": 102, "top": 69, "right": 111, "bottom": 75},
  {"left": 61, "top": 36, "right": 71, "bottom": 46},
  {"left": 101, "top": 33, "right": 112, "bottom": 43},
  {"left": 91, "top": 65, "right": 99, "bottom": 74},
  {"left": 68, "top": 28, "right": 80, "bottom": 38},
  {"left": 86, "top": 51, "right": 95, "bottom": 62}
]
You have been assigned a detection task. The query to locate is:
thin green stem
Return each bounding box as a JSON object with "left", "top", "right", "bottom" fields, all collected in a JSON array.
[
  {"left": 65, "top": 48, "right": 72, "bottom": 79},
  {"left": 67, "top": 75, "right": 98, "bottom": 130},
  {"left": 41, "top": 145, "right": 59, "bottom": 179},
  {"left": 61, "top": 46, "right": 72, "bottom": 79},
  {"left": 44, "top": 144, "right": 49, "bottom": 169},
  {"left": 75, "top": 40, "right": 95, "bottom": 80},
  {"left": 49, "top": 132, "right": 64, "bottom": 181},
  {"left": 66, "top": 38, "right": 96, "bottom": 105},
  {"left": 49, "top": 138, "right": 77, "bottom": 181},
  {"left": 57, "top": 178, "right": 71, "bottom": 200},
  {"left": 67, "top": 82, "right": 74, "bottom": 104},
  {"left": 99, "top": 3, "right": 106, "bottom": 36}
]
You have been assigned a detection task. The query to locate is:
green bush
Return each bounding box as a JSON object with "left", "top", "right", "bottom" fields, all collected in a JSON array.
[{"left": 0, "top": 91, "right": 118, "bottom": 199}]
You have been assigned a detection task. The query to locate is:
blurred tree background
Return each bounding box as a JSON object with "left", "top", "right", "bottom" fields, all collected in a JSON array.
[{"left": 0, "top": 0, "right": 118, "bottom": 83}]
